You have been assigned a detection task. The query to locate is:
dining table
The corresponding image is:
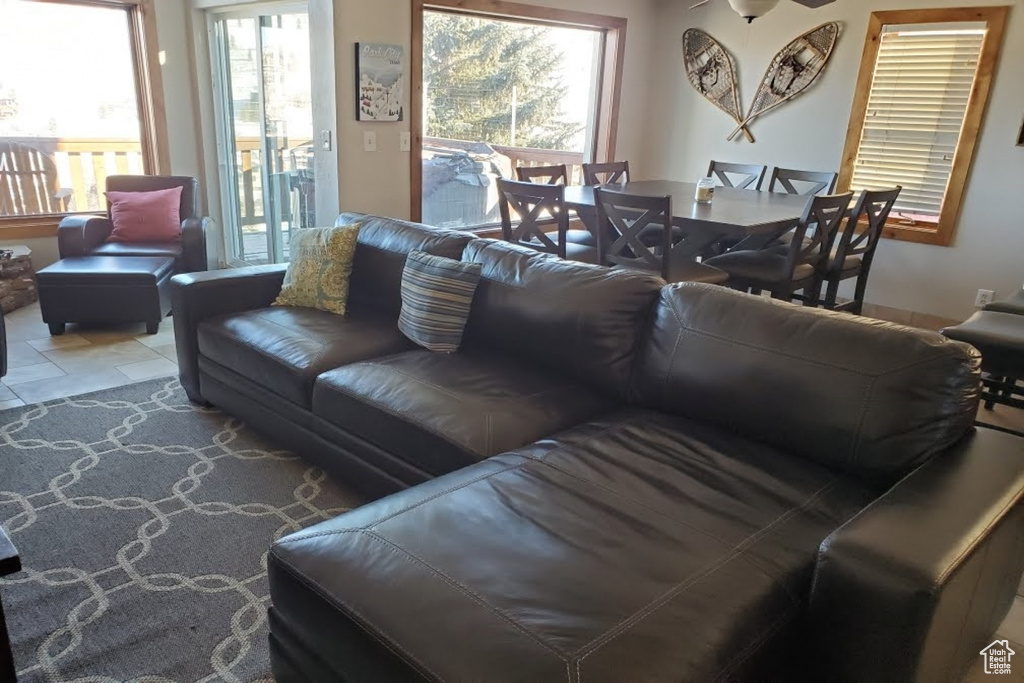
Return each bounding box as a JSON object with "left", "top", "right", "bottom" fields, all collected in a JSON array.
[{"left": 563, "top": 179, "right": 813, "bottom": 264}]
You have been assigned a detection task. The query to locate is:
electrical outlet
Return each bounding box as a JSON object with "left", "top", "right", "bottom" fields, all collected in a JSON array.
[
  {"left": 363, "top": 131, "right": 377, "bottom": 152},
  {"left": 976, "top": 289, "right": 995, "bottom": 308},
  {"left": 400, "top": 132, "right": 411, "bottom": 153}
]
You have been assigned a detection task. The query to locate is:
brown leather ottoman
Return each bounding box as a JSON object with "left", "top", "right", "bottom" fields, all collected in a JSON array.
[{"left": 37, "top": 255, "right": 175, "bottom": 335}]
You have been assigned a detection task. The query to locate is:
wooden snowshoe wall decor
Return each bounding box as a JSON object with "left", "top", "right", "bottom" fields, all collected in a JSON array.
[
  {"left": 683, "top": 29, "right": 753, "bottom": 142},
  {"left": 683, "top": 22, "right": 841, "bottom": 143}
]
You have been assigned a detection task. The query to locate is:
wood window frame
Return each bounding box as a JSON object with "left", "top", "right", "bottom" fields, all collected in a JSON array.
[
  {"left": 410, "top": 0, "right": 627, "bottom": 224},
  {"left": 0, "top": 0, "right": 169, "bottom": 239},
  {"left": 838, "top": 6, "right": 1008, "bottom": 247}
]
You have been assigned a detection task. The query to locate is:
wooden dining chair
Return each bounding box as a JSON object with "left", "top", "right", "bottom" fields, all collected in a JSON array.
[
  {"left": 753, "top": 168, "right": 841, "bottom": 254},
  {"left": 594, "top": 188, "right": 728, "bottom": 284},
  {"left": 766, "top": 168, "right": 839, "bottom": 196},
  {"left": 583, "top": 161, "right": 630, "bottom": 186},
  {"left": 705, "top": 192, "right": 854, "bottom": 304},
  {"left": 821, "top": 186, "right": 902, "bottom": 314},
  {"left": 516, "top": 164, "right": 568, "bottom": 185},
  {"left": 497, "top": 178, "right": 599, "bottom": 264},
  {"left": 516, "top": 164, "right": 595, "bottom": 247},
  {"left": 707, "top": 161, "right": 768, "bottom": 190}
]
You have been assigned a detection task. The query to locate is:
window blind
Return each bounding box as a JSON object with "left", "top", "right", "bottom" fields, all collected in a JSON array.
[{"left": 850, "top": 25, "right": 986, "bottom": 221}]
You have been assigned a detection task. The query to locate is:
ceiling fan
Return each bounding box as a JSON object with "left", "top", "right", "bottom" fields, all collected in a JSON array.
[{"left": 688, "top": 0, "right": 837, "bottom": 23}]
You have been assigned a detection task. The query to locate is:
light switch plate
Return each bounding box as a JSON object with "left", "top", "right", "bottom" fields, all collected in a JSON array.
[
  {"left": 320, "top": 130, "right": 332, "bottom": 151},
  {"left": 400, "top": 132, "right": 412, "bottom": 152},
  {"left": 363, "top": 131, "right": 377, "bottom": 152}
]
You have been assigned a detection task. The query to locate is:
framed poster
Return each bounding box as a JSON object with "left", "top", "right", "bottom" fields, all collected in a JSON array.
[{"left": 356, "top": 43, "right": 404, "bottom": 122}]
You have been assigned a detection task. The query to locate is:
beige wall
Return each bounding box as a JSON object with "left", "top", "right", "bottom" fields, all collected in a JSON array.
[{"left": 645, "top": 0, "right": 1024, "bottom": 320}]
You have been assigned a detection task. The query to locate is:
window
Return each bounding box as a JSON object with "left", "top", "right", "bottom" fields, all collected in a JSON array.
[
  {"left": 0, "top": 0, "right": 166, "bottom": 232},
  {"left": 839, "top": 7, "right": 1007, "bottom": 247},
  {"left": 412, "top": 0, "right": 626, "bottom": 229}
]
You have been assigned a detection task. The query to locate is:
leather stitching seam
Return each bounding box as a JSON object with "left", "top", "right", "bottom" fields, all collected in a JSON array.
[
  {"left": 363, "top": 529, "right": 572, "bottom": 663},
  {"left": 532, "top": 454, "right": 805, "bottom": 606},
  {"left": 667, "top": 305, "right": 964, "bottom": 377},
  {"left": 350, "top": 361, "right": 572, "bottom": 402},
  {"left": 712, "top": 606, "right": 798, "bottom": 681},
  {"left": 532, "top": 457, "right": 731, "bottom": 548},
  {"left": 275, "top": 462, "right": 530, "bottom": 542},
  {"left": 573, "top": 479, "right": 839, "bottom": 675},
  {"left": 849, "top": 375, "right": 877, "bottom": 467},
  {"left": 936, "top": 485, "right": 1024, "bottom": 587},
  {"left": 203, "top": 319, "right": 327, "bottom": 371},
  {"left": 661, "top": 328, "right": 684, "bottom": 403},
  {"left": 349, "top": 363, "right": 469, "bottom": 401},
  {"left": 321, "top": 381, "right": 482, "bottom": 456}
]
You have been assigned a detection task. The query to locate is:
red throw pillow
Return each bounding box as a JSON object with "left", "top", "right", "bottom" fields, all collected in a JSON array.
[{"left": 105, "top": 187, "right": 183, "bottom": 243}]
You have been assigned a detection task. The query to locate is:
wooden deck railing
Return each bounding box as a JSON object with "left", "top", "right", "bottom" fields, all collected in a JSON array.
[
  {"left": 0, "top": 136, "right": 309, "bottom": 235},
  {"left": 0, "top": 137, "right": 144, "bottom": 215},
  {"left": 423, "top": 136, "right": 586, "bottom": 184}
]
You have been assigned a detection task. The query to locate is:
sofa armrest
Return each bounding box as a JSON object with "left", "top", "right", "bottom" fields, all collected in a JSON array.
[
  {"left": 809, "top": 427, "right": 1024, "bottom": 682},
  {"left": 57, "top": 215, "right": 112, "bottom": 258},
  {"left": 180, "top": 216, "right": 211, "bottom": 273},
  {"left": 171, "top": 265, "right": 288, "bottom": 402}
]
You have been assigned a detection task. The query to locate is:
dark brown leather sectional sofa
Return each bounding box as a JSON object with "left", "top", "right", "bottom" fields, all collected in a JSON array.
[{"left": 171, "top": 213, "right": 1024, "bottom": 682}]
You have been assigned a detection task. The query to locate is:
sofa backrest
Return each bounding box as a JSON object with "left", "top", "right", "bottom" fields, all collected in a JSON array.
[
  {"left": 462, "top": 239, "right": 665, "bottom": 399},
  {"left": 337, "top": 213, "right": 475, "bottom": 316},
  {"left": 633, "top": 284, "right": 981, "bottom": 484}
]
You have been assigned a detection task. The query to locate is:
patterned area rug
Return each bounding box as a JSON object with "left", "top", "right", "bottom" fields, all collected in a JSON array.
[{"left": 0, "top": 378, "right": 365, "bottom": 682}]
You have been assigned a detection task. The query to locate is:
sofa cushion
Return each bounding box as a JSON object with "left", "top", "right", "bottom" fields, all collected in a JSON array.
[
  {"left": 398, "top": 250, "right": 482, "bottom": 352},
  {"left": 336, "top": 213, "right": 476, "bottom": 317},
  {"left": 311, "top": 350, "right": 614, "bottom": 476},
  {"left": 105, "top": 186, "right": 182, "bottom": 243},
  {"left": 633, "top": 283, "right": 982, "bottom": 484},
  {"left": 198, "top": 307, "right": 414, "bottom": 408},
  {"left": 273, "top": 224, "right": 361, "bottom": 316},
  {"left": 462, "top": 239, "right": 665, "bottom": 399},
  {"left": 268, "top": 409, "right": 874, "bottom": 682}
]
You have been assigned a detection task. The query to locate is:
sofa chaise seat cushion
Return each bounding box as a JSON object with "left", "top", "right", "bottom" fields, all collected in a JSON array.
[
  {"left": 197, "top": 306, "right": 415, "bottom": 408},
  {"left": 269, "top": 409, "right": 876, "bottom": 682},
  {"left": 311, "top": 350, "right": 616, "bottom": 477}
]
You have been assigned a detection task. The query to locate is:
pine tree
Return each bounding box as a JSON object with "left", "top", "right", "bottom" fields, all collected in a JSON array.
[{"left": 423, "top": 13, "right": 583, "bottom": 151}]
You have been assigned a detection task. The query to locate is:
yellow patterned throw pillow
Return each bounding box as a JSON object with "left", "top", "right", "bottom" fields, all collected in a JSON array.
[{"left": 273, "top": 224, "right": 361, "bottom": 315}]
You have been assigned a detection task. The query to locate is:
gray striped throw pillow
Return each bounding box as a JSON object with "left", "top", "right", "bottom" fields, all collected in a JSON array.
[{"left": 399, "top": 250, "right": 482, "bottom": 353}]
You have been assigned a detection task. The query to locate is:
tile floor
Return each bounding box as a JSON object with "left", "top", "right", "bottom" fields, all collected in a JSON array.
[
  {"left": 1, "top": 299, "right": 1023, "bottom": 678},
  {"left": 1, "top": 301, "right": 177, "bottom": 408}
]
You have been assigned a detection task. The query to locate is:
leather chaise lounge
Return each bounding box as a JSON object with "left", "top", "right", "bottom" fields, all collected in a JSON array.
[{"left": 171, "top": 213, "right": 1024, "bottom": 682}]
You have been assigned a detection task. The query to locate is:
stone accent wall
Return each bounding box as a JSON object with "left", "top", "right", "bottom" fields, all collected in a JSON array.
[{"left": 0, "top": 246, "right": 37, "bottom": 313}]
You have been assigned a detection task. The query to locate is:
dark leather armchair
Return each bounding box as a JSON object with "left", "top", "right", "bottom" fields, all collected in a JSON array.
[{"left": 57, "top": 175, "right": 210, "bottom": 273}]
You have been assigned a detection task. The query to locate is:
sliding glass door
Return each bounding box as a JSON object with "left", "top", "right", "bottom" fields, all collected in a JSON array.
[{"left": 212, "top": 6, "right": 314, "bottom": 265}]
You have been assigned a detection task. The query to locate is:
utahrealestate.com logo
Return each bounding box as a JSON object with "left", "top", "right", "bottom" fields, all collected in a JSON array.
[{"left": 980, "top": 640, "right": 1015, "bottom": 675}]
